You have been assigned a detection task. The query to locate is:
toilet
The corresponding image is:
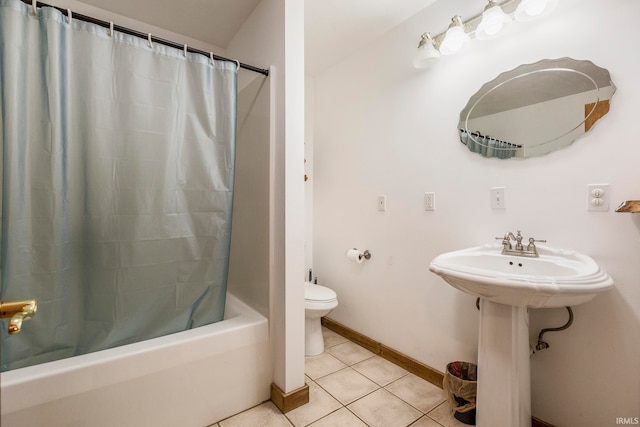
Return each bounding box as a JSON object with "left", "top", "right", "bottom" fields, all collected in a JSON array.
[{"left": 304, "top": 282, "right": 338, "bottom": 356}]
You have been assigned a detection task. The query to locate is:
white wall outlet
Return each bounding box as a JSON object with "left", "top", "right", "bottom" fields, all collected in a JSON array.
[
  {"left": 587, "top": 184, "right": 609, "bottom": 211},
  {"left": 377, "top": 195, "right": 386, "bottom": 212},
  {"left": 491, "top": 187, "right": 506, "bottom": 209},
  {"left": 424, "top": 192, "right": 435, "bottom": 211}
]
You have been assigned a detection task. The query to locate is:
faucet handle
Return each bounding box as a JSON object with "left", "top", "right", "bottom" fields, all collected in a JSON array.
[
  {"left": 528, "top": 237, "right": 546, "bottom": 244},
  {"left": 527, "top": 237, "right": 547, "bottom": 252}
]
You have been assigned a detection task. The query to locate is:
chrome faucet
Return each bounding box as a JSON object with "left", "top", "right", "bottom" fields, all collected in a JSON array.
[{"left": 495, "top": 231, "right": 545, "bottom": 257}]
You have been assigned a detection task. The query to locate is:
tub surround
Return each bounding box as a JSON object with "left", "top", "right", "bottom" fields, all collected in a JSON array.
[{"left": 1, "top": 293, "right": 270, "bottom": 427}]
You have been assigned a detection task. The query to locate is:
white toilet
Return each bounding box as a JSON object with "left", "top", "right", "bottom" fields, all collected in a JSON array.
[{"left": 304, "top": 282, "right": 338, "bottom": 356}]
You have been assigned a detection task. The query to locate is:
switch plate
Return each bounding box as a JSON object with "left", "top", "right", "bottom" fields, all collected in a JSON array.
[
  {"left": 377, "top": 195, "right": 386, "bottom": 212},
  {"left": 587, "top": 184, "right": 609, "bottom": 211},
  {"left": 424, "top": 192, "right": 435, "bottom": 211},
  {"left": 491, "top": 187, "right": 506, "bottom": 209}
]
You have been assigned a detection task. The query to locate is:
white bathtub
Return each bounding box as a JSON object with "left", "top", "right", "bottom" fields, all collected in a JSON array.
[{"left": 1, "top": 293, "right": 271, "bottom": 427}]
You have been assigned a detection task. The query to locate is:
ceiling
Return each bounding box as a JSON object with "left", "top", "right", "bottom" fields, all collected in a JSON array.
[
  {"left": 77, "top": 0, "right": 437, "bottom": 76},
  {"left": 73, "top": 0, "right": 598, "bottom": 114},
  {"left": 78, "top": 0, "right": 262, "bottom": 48},
  {"left": 304, "top": 0, "right": 438, "bottom": 75}
]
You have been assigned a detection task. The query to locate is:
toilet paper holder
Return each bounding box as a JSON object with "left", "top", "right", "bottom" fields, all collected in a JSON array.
[{"left": 354, "top": 248, "right": 372, "bottom": 261}]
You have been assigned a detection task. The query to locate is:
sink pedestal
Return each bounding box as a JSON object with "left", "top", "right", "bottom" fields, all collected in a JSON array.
[
  {"left": 477, "top": 300, "right": 531, "bottom": 427},
  {"left": 430, "top": 243, "right": 614, "bottom": 426}
]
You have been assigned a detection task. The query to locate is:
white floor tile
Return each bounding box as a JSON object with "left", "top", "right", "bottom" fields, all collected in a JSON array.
[
  {"left": 347, "top": 388, "right": 422, "bottom": 427},
  {"left": 285, "top": 381, "right": 342, "bottom": 427},
  {"left": 326, "top": 341, "right": 375, "bottom": 366},
  {"left": 316, "top": 367, "right": 379, "bottom": 405},
  {"left": 410, "top": 416, "right": 445, "bottom": 426},
  {"left": 219, "top": 401, "right": 293, "bottom": 427},
  {"left": 322, "top": 326, "right": 349, "bottom": 348},
  {"left": 305, "top": 351, "right": 348, "bottom": 380},
  {"left": 426, "top": 402, "right": 471, "bottom": 427},
  {"left": 228, "top": 331, "right": 465, "bottom": 427},
  {"left": 308, "top": 407, "right": 368, "bottom": 427},
  {"left": 385, "top": 373, "right": 446, "bottom": 413},
  {"left": 352, "top": 355, "right": 408, "bottom": 386}
]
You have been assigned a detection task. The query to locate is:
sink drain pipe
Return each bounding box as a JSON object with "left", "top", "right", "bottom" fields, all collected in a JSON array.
[
  {"left": 474, "top": 298, "right": 574, "bottom": 353},
  {"left": 534, "top": 306, "right": 573, "bottom": 351}
]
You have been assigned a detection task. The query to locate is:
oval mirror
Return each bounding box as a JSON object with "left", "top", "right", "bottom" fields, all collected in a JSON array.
[{"left": 458, "top": 58, "right": 616, "bottom": 159}]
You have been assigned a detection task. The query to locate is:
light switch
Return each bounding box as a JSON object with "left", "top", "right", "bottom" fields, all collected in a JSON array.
[{"left": 491, "top": 187, "right": 506, "bottom": 209}]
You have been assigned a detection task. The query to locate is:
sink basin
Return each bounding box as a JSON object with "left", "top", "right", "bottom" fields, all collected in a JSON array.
[{"left": 429, "top": 243, "right": 613, "bottom": 308}]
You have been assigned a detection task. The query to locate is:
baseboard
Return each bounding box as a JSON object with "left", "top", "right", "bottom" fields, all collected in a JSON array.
[
  {"left": 322, "top": 317, "right": 556, "bottom": 427},
  {"left": 532, "top": 416, "right": 556, "bottom": 427},
  {"left": 270, "top": 382, "right": 309, "bottom": 413},
  {"left": 321, "top": 317, "right": 444, "bottom": 388}
]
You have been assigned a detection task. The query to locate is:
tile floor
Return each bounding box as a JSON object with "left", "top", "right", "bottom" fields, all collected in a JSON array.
[{"left": 213, "top": 327, "right": 469, "bottom": 427}]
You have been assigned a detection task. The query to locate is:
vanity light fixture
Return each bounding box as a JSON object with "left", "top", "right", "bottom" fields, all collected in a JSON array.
[
  {"left": 413, "top": 0, "right": 558, "bottom": 68},
  {"left": 413, "top": 32, "right": 441, "bottom": 67}
]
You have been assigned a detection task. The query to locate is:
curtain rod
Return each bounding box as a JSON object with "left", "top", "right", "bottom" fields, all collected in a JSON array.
[{"left": 20, "top": 0, "right": 270, "bottom": 76}]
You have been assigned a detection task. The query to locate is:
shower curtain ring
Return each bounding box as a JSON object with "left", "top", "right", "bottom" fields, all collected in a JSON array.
[
  {"left": 32, "top": 0, "right": 37, "bottom": 15},
  {"left": 234, "top": 60, "right": 240, "bottom": 71},
  {"left": 184, "top": 44, "right": 188, "bottom": 56},
  {"left": 210, "top": 52, "right": 215, "bottom": 65},
  {"left": 109, "top": 21, "right": 114, "bottom": 37},
  {"left": 148, "top": 33, "right": 153, "bottom": 48},
  {"left": 66, "top": 8, "right": 72, "bottom": 24}
]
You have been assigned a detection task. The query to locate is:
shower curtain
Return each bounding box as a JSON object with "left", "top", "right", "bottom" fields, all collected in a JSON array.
[
  {"left": 0, "top": 0, "right": 237, "bottom": 371},
  {"left": 459, "top": 130, "right": 517, "bottom": 159}
]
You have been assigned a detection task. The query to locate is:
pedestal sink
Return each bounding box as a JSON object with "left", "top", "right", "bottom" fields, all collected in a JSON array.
[{"left": 429, "top": 243, "right": 613, "bottom": 427}]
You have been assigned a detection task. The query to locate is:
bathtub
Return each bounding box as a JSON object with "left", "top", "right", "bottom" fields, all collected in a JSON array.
[{"left": 1, "top": 293, "right": 271, "bottom": 427}]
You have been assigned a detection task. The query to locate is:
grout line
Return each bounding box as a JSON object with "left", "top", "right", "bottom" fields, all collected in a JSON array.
[
  {"left": 313, "top": 367, "right": 380, "bottom": 406},
  {"left": 321, "top": 318, "right": 445, "bottom": 388},
  {"left": 316, "top": 326, "right": 454, "bottom": 426},
  {"left": 320, "top": 324, "right": 557, "bottom": 427},
  {"left": 309, "top": 345, "right": 450, "bottom": 426}
]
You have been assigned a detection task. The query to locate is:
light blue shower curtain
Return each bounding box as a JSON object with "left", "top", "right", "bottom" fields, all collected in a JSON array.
[
  {"left": 459, "top": 130, "right": 517, "bottom": 159},
  {"left": 0, "top": 0, "right": 237, "bottom": 370}
]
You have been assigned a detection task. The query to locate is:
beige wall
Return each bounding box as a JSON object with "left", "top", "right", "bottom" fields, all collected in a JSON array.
[
  {"left": 227, "top": 0, "right": 306, "bottom": 394},
  {"left": 311, "top": 0, "right": 640, "bottom": 425}
]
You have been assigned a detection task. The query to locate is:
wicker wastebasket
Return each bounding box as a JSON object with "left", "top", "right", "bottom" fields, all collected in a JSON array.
[{"left": 443, "top": 361, "right": 477, "bottom": 425}]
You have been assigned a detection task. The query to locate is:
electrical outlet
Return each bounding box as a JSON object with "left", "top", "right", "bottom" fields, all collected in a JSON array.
[
  {"left": 377, "top": 195, "right": 386, "bottom": 212},
  {"left": 587, "top": 184, "right": 609, "bottom": 211},
  {"left": 491, "top": 187, "right": 506, "bottom": 209},
  {"left": 424, "top": 192, "right": 435, "bottom": 211}
]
